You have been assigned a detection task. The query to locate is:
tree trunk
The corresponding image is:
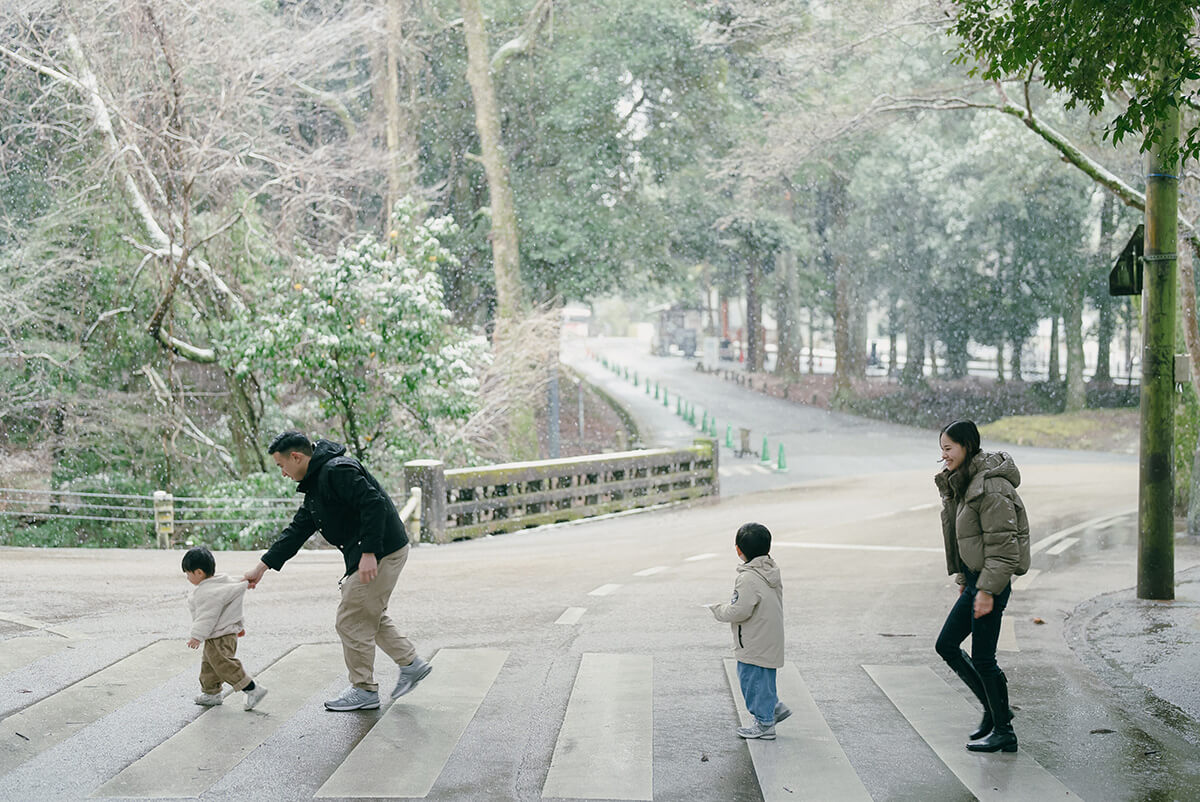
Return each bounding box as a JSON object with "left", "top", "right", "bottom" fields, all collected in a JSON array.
[
  {"left": 382, "top": 0, "right": 417, "bottom": 217},
  {"left": 746, "top": 258, "right": 764, "bottom": 372},
  {"left": 1138, "top": 99, "right": 1178, "bottom": 600},
  {"left": 996, "top": 342, "right": 1005, "bottom": 382},
  {"left": 459, "top": 0, "right": 523, "bottom": 326},
  {"left": 1064, "top": 276, "right": 1086, "bottom": 411},
  {"left": 459, "top": 0, "right": 534, "bottom": 458},
  {"left": 1094, "top": 193, "right": 1117, "bottom": 383},
  {"left": 901, "top": 327, "right": 924, "bottom": 386},
  {"left": 928, "top": 341, "right": 939, "bottom": 377},
  {"left": 1010, "top": 335, "right": 1023, "bottom": 380},
  {"left": 775, "top": 251, "right": 803, "bottom": 378},
  {"left": 807, "top": 306, "right": 816, "bottom": 374},
  {"left": 1048, "top": 316, "right": 1060, "bottom": 381}
]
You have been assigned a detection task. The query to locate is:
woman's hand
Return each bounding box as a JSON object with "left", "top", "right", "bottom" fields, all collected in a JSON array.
[{"left": 973, "top": 590, "right": 993, "bottom": 618}]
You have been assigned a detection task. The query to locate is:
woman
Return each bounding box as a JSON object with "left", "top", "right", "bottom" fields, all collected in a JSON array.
[{"left": 934, "top": 420, "right": 1030, "bottom": 753}]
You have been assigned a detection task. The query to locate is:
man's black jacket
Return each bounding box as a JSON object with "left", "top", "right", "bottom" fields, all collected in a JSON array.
[{"left": 261, "top": 439, "right": 408, "bottom": 577}]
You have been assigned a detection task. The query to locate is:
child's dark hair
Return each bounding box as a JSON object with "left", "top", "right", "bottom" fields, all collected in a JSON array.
[
  {"left": 736, "top": 522, "right": 772, "bottom": 561},
  {"left": 940, "top": 419, "right": 982, "bottom": 459},
  {"left": 182, "top": 545, "right": 216, "bottom": 577}
]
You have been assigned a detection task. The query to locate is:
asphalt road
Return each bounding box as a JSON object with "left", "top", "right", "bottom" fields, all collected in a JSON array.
[{"left": 1, "top": 338, "right": 1196, "bottom": 801}]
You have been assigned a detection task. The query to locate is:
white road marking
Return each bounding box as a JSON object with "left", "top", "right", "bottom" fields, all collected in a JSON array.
[
  {"left": 907, "top": 503, "right": 938, "bottom": 512},
  {"left": 865, "top": 664, "right": 1080, "bottom": 800},
  {"left": 968, "top": 618, "right": 1019, "bottom": 653},
  {"left": 587, "top": 584, "right": 622, "bottom": 596},
  {"left": 724, "top": 660, "right": 871, "bottom": 801},
  {"left": 542, "top": 653, "right": 653, "bottom": 801},
  {"left": 97, "top": 643, "right": 345, "bottom": 799},
  {"left": 0, "top": 640, "right": 194, "bottom": 775},
  {"left": 685, "top": 553, "right": 719, "bottom": 562},
  {"left": 1011, "top": 569, "right": 1041, "bottom": 592},
  {"left": 1045, "top": 537, "right": 1079, "bottom": 556},
  {"left": 1031, "top": 510, "right": 1134, "bottom": 554},
  {"left": 0, "top": 636, "right": 73, "bottom": 676},
  {"left": 774, "top": 541, "right": 943, "bottom": 554},
  {"left": 555, "top": 607, "right": 586, "bottom": 626},
  {"left": 316, "top": 648, "right": 508, "bottom": 799},
  {"left": 0, "top": 612, "right": 79, "bottom": 639},
  {"left": 633, "top": 566, "right": 669, "bottom": 577},
  {"left": 753, "top": 464, "right": 772, "bottom": 474}
]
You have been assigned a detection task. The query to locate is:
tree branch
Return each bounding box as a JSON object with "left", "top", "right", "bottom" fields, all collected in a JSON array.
[{"left": 490, "top": 0, "right": 554, "bottom": 73}]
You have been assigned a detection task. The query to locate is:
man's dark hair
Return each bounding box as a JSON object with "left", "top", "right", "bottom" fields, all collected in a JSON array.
[
  {"left": 268, "top": 430, "right": 313, "bottom": 456},
  {"left": 736, "top": 522, "right": 772, "bottom": 561},
  {"left": 182, "top": 545, "right": 216, "bottom": 577},
  {"left": 940, "top": 419, "right": 982, "bottom": 460}
]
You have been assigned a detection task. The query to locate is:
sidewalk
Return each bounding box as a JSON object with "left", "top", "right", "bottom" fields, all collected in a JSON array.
[{"left": 1066, "top": 557, "right": 1200, "bottom": 747}]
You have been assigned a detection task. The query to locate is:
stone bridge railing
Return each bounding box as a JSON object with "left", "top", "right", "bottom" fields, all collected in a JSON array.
[{"left": 403, "top": 438, "right": 719, "bottom": 544}]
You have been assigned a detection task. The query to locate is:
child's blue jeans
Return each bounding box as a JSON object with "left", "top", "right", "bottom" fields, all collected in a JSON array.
[{"left": 737, "top": 661, "right": 778, "bottom": 726}]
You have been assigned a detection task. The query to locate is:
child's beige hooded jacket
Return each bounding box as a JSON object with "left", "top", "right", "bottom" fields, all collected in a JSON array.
[
  {"left": 710, "top": 555, "right": 784, "bottom": 668},
  {"left": 188, "top": 574, "right": 248, "bottom": 641}
]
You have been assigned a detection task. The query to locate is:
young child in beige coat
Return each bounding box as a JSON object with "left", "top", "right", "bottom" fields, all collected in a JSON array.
[
  {"left": 183, "top": 545, "right": 267, "bottom": 711},
  {"left": 708, "top": 522, "right": 789, "bottom": 740}
]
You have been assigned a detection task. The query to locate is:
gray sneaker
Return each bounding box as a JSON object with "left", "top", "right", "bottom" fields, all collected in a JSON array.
[
  {"left": 774, "top": 702, "right": 791, "bottom": 725},
  {"left": 736, "top": 721, "right": 777, "bottom": 740},
  {"left": 194, "top": 692, "right": 223, "bottom": 706},
  {"left": 390, "top": 656, "right": 432, "bottom": 700},
  {"left": 324, "top": 686, "right": 380, "bottom": 711},
  {"left": 243, "top": 684, "right": 268, "bottom": 711}
]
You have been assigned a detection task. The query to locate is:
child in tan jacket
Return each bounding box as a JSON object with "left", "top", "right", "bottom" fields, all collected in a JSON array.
[
  {"left": 183, "top": 546, "right": 267, "bottom": 711},
  {"left": 708, "top": 522, "right": 789, "bottom": 740}
]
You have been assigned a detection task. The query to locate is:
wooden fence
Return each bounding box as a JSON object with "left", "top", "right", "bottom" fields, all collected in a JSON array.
[{"left": 404, "top": 438, "right": 719, "bottom": 543}]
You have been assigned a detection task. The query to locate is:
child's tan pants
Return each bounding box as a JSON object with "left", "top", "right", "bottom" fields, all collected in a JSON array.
[{"left": 199, "top": 633, "right": 251, "bottom": 694}]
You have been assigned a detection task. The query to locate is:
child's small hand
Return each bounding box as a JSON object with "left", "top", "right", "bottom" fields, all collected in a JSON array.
[{"left": 187, "top": 638, "right": 201, "bottom": 649}]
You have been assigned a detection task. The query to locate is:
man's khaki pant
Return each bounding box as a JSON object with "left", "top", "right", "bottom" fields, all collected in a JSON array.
[
  {"left": 199, "top": 633, "right": 251, "bottom": 694},
  {"left": 337, "top": 545, "right": 417, "bottom": 692}
]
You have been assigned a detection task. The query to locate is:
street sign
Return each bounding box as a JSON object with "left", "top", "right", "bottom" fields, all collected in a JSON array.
[{"left": 1109, "top": 224, "right": 1144, "bottom": 296}]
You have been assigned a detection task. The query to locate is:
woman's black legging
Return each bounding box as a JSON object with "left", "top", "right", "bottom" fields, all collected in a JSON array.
[{"left": 935, "top": 571, "right": 1012, "bottom": 677}]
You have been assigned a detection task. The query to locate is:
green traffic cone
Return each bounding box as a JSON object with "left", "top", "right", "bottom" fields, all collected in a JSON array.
[
  {"left": 777, "top": 444, "right": 789, "bottom": 472},
  {"left": 654, "top": 383, "right": 659, "bottom": 399},
  {"left": 701, "top": 411, "right": 708, "bottom": 432},
  {"left": 663, "top": 389, "right": 669, "bottom": 406},
  {"left": 725, "top": 424, "right": 733, "bottom": 448},
  {"left": 761, "top": 437, "right": 770, "bottom": 462}
]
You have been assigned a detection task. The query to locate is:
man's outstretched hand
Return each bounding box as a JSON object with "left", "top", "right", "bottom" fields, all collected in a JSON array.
[{"left": 244, "top": 561, "right": 269, "bottom": 589}]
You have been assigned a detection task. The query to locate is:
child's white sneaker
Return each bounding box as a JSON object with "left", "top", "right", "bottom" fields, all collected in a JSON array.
[
  {"left": 244, "top": 684, "right": 268, "bottom": 711},
  {"left": 736, "top": 721, "right": 776, "bottom": 740},
  {"left": 194, "top": 692, "right": 223, "bottom": 706}
]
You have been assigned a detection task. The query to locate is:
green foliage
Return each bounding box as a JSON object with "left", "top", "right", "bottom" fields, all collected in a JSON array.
[
  {"left": 219, "top": 200, "right": 486, "bottom": 470},
  {"left": 950, "top": 0, "right": 1200, "bottom": 163}
]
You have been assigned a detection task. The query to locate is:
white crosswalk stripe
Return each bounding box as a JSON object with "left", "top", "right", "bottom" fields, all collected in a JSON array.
[
  {"left": 0, "top": 635, "right": 73, "bottom": 677},
  {"left": 316, "top": 648, "right": 508, "bottom": 799},
  {"left": 96, "top": 642, "right": 345, "bottom": 798},
  {"left": 542, "top": 652, "right": 654, "bottom": 800},
  {"left": 0, "top": 639, "right": 194, "bottom": 776},
  {"left": 1, "top": 636, "right": 1103, "bottom": 801},
  {"left": 724, "top": 659, "right": 871, "bottom": 801},
  {"left": 864, "top": 664, "right": 1081, "bottom": 800}
]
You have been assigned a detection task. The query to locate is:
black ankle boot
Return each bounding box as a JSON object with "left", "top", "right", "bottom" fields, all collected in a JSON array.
[
  {"left": 945, "top": 650, "right": 992, "bottom": 739},
  {"left": 966, "top": 672, "right": 1017, "bottom": 753}
]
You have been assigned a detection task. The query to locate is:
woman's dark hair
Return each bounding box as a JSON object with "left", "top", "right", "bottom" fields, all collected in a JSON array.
[
  {"left": 182, "top": 545, "right": 216, "bottom": 577},
  {"left": 736, "top": 522, "right": 772, "bottom": 561},
  {"left": 940, "top": 419, "right": 982, "bottom": 459},
  {"left": 268, "top": 430, "right": 313, "bottom": 456}
]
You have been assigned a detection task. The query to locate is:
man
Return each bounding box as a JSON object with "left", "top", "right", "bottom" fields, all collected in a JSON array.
[{"left": 244, "top": 431, "right": 431, "bottom": 711}]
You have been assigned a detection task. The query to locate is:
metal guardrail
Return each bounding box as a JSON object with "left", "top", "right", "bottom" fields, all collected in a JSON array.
[{"left": 404, "top": 438, "right": 719, "bottom": 544}]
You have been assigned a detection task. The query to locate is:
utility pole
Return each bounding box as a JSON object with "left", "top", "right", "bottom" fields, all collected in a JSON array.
[{"left": 1138, "top": 98, "right": 1179, "bottom": 601}]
